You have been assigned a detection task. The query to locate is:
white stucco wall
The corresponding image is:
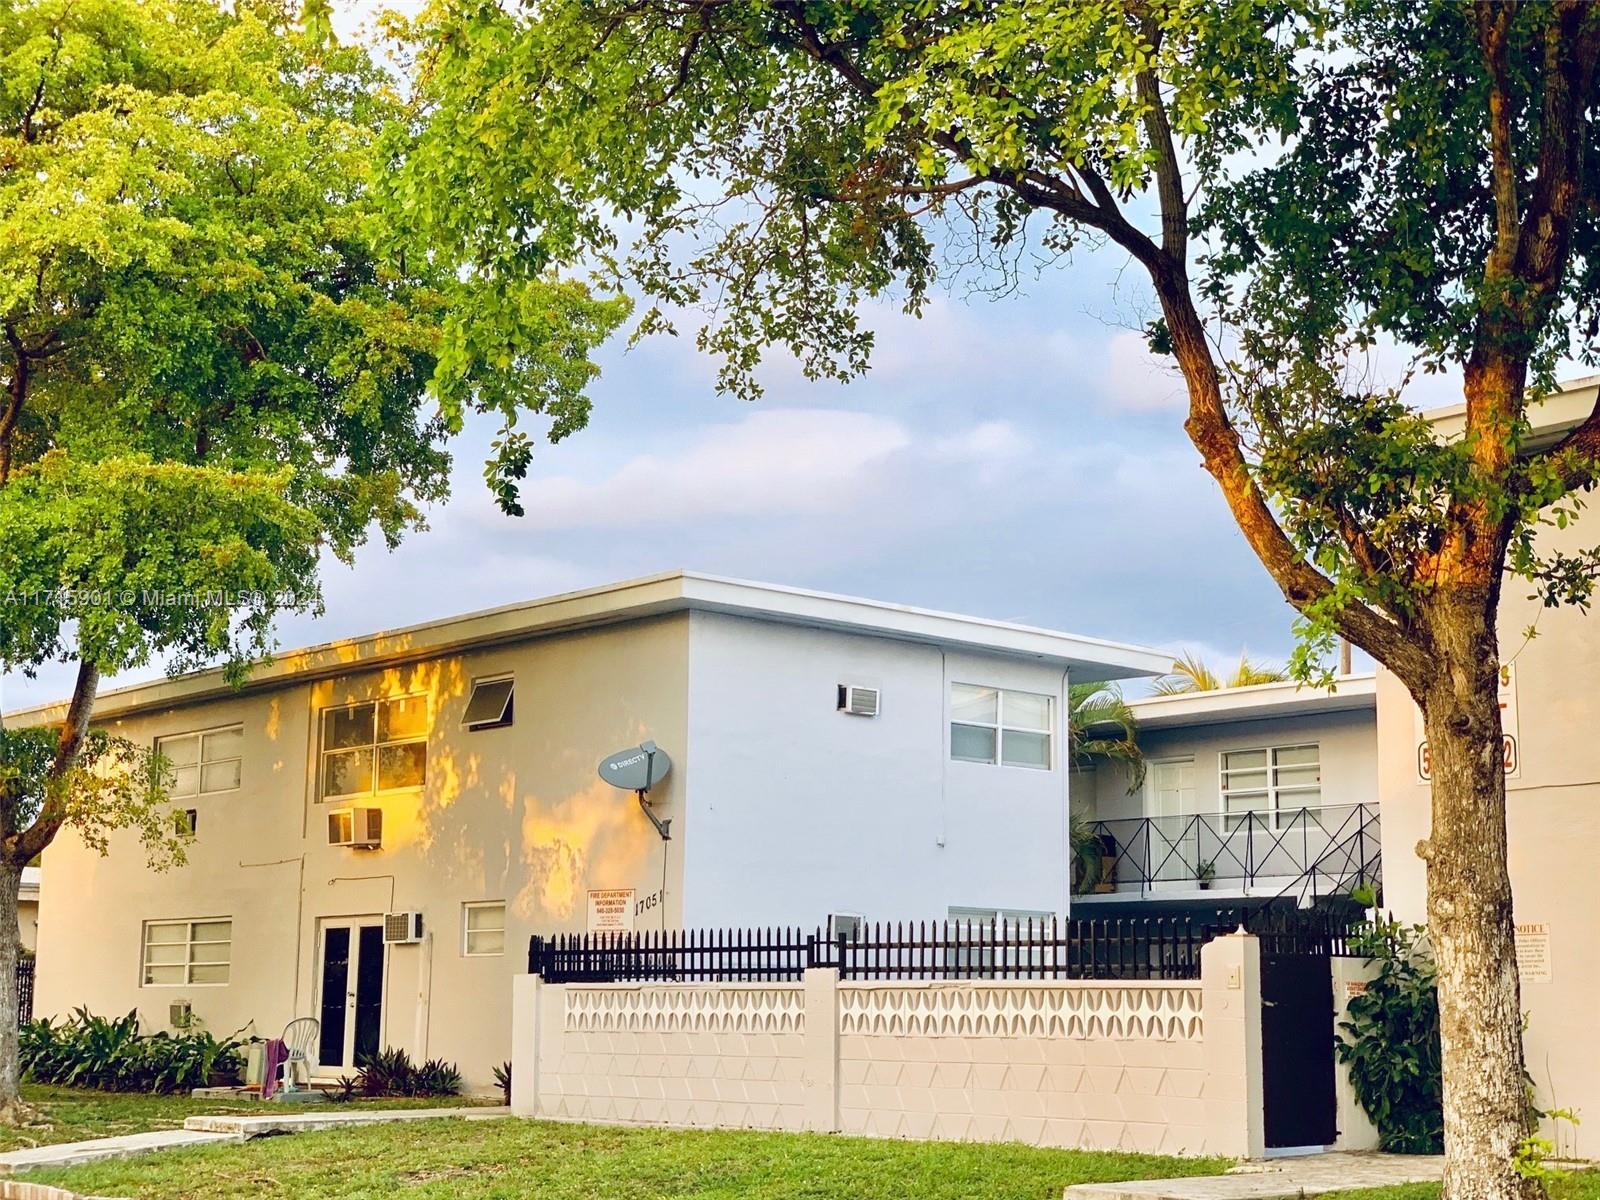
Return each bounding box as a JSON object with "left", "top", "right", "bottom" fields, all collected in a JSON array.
[
  {"left": 1087, "top": 709, "right": 1378, "bottom": 823},
  {"left": 682, "top": 612, "right": 1071, "bottom": 926}
]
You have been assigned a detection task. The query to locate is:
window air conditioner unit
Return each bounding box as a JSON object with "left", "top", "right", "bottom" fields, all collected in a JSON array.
[
  {"left": 168, "top": 1000, "right": 192, "bottom": 1029},
  {"left": 328, "top": 807, "right": 382, "bottom": 849},
  {"left": 384, "top": 912, "right": 424, "bottom": 945},
  {"left": 836, "top": 684, "right": 880, "bottom": 717}
]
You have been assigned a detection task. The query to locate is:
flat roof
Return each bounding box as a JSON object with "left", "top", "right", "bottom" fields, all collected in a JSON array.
[
  {"left": 1112, "top": 673, "right": 1377, "bottom": 731},
  {"left": 1424, "top": 373, "right": 1600, "bottom": 450},
  {"left": 6, "top": 571, "right": 1174, "bottom": 724}
]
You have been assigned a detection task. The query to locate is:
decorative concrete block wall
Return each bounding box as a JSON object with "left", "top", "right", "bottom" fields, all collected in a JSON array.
[{"left": 512, "top": 934, "right": 1267, "bottom": 1157}]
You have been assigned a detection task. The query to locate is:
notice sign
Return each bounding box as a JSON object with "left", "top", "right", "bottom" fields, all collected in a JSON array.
[
  {"left": 587, "top": 888, "right": 636, "bottom": 934},
  {"left": 1416, "top": 662, "right": 1520, "bottom": 783},
  {"left": 1516, "top": 922, "right": 1552, "bottom": 985}
]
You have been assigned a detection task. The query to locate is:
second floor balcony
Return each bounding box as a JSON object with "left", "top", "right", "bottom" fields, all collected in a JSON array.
[{"left": 1076, "top": 802, "right": 1381, "bottom": 906}]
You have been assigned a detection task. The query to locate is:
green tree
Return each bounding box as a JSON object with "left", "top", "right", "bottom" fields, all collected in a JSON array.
[
  {"left": 1151, "top": 650, "right": 1289, "bottom": 695},
  {"left": 1067, "top": 680, "right": 1145, "bottom": 787},
  {"left": 1067, "top": 680, "right": 1142, "bottom": 894},
  {"left": 0, "top": 0, "right": 626, "bottom": 1117},
  {"left": 393, "top": 3, "right": 1600, "bottom": 1194}
]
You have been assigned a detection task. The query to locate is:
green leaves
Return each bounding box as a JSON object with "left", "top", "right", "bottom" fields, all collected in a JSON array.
[
  {"left": 1336, "top": 917, "right": 1444, "bottom": 1154},
  {"left": 1, "top": 0, "right": 626, "bottom": 687}
]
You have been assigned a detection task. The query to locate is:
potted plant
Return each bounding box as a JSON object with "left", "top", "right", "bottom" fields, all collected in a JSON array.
[{"left": 1196, "top": 860, "right": 1217, "bottom": 890}]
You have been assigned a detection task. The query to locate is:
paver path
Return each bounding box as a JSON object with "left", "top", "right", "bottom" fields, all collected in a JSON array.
[{"left": 1067, "top": 1152, "right": 1445, "bottom": 1200}]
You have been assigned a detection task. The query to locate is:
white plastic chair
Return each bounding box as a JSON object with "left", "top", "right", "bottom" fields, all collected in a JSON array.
[{"left": 277, "top": 1017, "right": 320, "bottom": 1094}]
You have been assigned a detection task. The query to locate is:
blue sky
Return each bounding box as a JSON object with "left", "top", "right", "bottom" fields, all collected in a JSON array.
[{"left": 4, "top": 3, "right": 1472, "bottom": 714}]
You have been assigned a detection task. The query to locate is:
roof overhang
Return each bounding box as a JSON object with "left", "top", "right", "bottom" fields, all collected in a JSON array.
[
  {"left": 5, "top": 571, "right": 1172, "bottom": 726},
  {"left": 1114, "top": 673, "right": 1377, "bottom": 731},
  {"left": 1424, "top": 374, "right": 1600, "bottom": 450}
]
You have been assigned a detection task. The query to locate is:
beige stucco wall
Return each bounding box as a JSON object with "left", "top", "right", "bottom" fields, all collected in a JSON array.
[
  {"left": 513, "top": 935, "right": 1266, "bottom": 1158},
  {"left": 17, "top": 899, "right": 36, "bottom": 955},
  {"left": 34, "top": 615, "right": 690, "bottom": 1092},
  {"left": 1377, "top": 513, "right": 1600, "bottom": 1158}
]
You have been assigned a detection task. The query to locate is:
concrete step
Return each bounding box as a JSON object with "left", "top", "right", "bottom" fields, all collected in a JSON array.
[
  {"left": 1064, "top": 1153, "right": 1446, "bottom": 1200},
  {"left": 183, "top": 1105, "right": 512, "bottom": 1137}
]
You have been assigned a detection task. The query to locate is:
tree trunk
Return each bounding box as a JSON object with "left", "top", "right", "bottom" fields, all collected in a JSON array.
[
  {"left": 0, "top": 857, "right": 27, "bottom": 1122},
  {"left": 1420, "top": 596, "right": 1537, "bottom": 1200}
]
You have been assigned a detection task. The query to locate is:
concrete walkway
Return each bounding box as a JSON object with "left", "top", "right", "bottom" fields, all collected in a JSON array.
[
  {"left": 0, "top": 1129, "right": 242, "bottom": 1175},
  {"left": 1067, "top": 1152, "right": 1446, "bottom": 1200},
  {"left": 0, "top": 1105, "right": 511, "bottom": 1178},
  {"left": 183, "top": 1105, "right": 511, "bottom": 1136}
]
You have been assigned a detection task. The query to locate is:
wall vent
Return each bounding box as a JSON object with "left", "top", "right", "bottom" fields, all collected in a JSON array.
[
  {"left": 168, "top": 1000, "right": 192, "bottom": 1029},
  {"left": 836, "top": 685, "right": 880, "bottom": 718}
]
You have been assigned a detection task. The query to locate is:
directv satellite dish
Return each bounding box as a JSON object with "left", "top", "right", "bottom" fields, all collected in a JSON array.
[{"left": 597, "top": 740, "right": 672, "bottom": 840}]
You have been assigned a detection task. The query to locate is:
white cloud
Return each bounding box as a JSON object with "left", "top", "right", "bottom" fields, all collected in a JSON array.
[
  {"left": 1102, "top": 330, "right": 1185, "bottom": 412},
  {"left": 510, "top": 409, "right": 1029, "bottom": 531}
]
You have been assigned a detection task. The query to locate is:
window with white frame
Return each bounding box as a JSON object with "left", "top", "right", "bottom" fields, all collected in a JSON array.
[
  {"left": 156, "top": 726, "right": 243, "bottom": 798},
  {"left": 142, "top": 919, "right": 232, "bottom": 986},
  {"left": 320, "top": 697, "right": 428, "bottom": 800},
  {"left": 1220, "top": 744, "right": 1322, "bottom": 830},
  {"left": 462, "top": 902, "right": 506, "bottom": 957},
  {"left": 462, "top": 676, "right": 514, "bottom": 731},
  {"left": 950, "top": 684, "right": 1053, "bottom": 768},
  {"left": 945, "top": 906, "right": 1052, "bottom": 972}
]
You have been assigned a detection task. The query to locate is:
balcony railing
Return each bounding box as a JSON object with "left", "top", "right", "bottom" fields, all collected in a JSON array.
[{"left": 1084, "top": 802, "right": 1381, "bottom": 900}]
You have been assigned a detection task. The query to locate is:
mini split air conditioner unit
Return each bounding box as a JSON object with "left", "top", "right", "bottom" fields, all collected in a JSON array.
[
  {"left": 384, "top": 912, "right": 424, "bottom": 945},
  {"left": 328, "top": 807, "right": 382, "bottom": 849}
]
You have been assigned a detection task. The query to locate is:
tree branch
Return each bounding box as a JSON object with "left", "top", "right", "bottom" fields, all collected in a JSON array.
[{"left": 12, "top": 660, "right": 101, "bottom": 865}]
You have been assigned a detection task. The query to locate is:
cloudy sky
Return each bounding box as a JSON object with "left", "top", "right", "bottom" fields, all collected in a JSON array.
[{"left": 2, "top": 4, "right": 1469, "bottom": 714}]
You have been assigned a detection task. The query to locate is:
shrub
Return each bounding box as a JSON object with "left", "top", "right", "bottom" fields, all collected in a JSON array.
[
  {"left": 355, "top": 1047, "right": 462, "bottom": 1098},
  {"left": 493, "top": 1060, "right": 512, "bottom": 1106},
  {"left": 21, "top": 1007, "right": 245, "bottom": 1094},
  {"left": 1335, "top": 917, "right": 1443, "bottom": 1153}
]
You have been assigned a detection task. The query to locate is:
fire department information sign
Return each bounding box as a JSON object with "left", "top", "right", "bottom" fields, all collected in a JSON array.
[
  {"left": 1515, "top": 922, "right": 1552, "bottom": 984},
  {"left": 1416, "top": 661, "right": 1520, "bottom": 783},
  {"left": 587, "top": 888, "right": 636, "bottom": 933}
]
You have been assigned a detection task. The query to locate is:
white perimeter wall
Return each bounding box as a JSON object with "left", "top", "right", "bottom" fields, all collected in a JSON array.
[{"left": 681, "top": 612, "right": 1072, "bottom": 926}]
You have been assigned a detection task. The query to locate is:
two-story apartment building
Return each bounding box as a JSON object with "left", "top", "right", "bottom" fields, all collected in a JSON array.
[
  {"left": 1077, "top": 676, "right": 1380, "bottom": 911},
  {"left": 12, "top": 572, "right": 1168, "bottom": 1091}
]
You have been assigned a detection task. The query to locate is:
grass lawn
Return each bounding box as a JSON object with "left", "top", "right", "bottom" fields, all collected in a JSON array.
[
  {"left": 0, "top": 1084, "right": 500, "bottom": 1153},
  {"left": 1332, "top": 1182, "right": 1600, "bottom": 1200},
  {"left": 26, "top": 1116, "right": 1231, "bottom": 1200}
]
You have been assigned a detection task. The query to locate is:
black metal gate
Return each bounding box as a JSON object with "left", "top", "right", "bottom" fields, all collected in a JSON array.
[{"left": 1260, "top": 952, "right": 1337, "bottom": 1148}]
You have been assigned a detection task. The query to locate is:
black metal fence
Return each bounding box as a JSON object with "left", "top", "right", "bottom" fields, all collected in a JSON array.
[
  {"left": 16, "top": 958, "right": 34, "bottom": 1022},
  {"left": 529, "top": 907, "right": 1362, "bottom": 985},
  {"left": 1088, "top": 803, "right": 1381, "bottom": 897}
]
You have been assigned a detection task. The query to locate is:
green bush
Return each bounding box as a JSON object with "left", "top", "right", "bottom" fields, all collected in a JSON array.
[
  {"left": 1335, "top": 917, "right": 1443, "bottom": 1153},
  {"left": 20, "top": 1007, "right": 246, "bottom": 1094},
  {"left": 355, "top": 1047, "right": 462, "bottom": 1098}
]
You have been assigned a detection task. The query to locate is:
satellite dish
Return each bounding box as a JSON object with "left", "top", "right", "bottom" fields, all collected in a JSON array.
[
  {"left": 598, "top": 740, "right": 672, "bottom": 792},
  {"left": 598, "top": 741, "right": 673, "bottom": 842}
]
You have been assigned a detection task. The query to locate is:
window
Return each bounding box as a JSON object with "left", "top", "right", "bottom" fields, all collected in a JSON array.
[
  {"left": 1220, "top": 744, "right": 1322, "bottom": 830},
  {"left": 462, "top": 902, "right": 506, "bottom": 957},
  {"left": 946, "top": 906, "right": 1052, "bottom": 973},
  {"left": 950, "top": 684, "right": 1053, "bottom": 768},
  {"left": 828, "top": 913, "right": 864, "bottom": 942},
  {"left": 156, "top": 726, "right": 243, "bottom": 798},
  {"left": 320, "top": 697, "right": 428, "bottom": 799},
  {"left": 463, "top": 677, "right": 515, "bottom": 731},
  {"left": 142, "top": 919, "right": 231, "bottom": 986}
]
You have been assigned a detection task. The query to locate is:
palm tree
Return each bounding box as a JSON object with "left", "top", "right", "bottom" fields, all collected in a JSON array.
[
  {"left": 1068, "top": 679, "right": 1146, "bottom": 789},
  {"left": 1067, "top": 680, "right": 1144, "bottom": 894},
  {"left": 1150, "top": 649, "right": 1288, "bottom": 695}
]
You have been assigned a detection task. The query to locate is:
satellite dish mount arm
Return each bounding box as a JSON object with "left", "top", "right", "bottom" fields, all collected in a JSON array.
[{"left": 637, "top": 746, "right": 671, "bottom": 841}]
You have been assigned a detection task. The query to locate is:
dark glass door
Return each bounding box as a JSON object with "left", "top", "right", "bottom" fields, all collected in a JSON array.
[
  {"left": 318, "top": 927, "right": 350, "bottom": 1067},
  {"left": 317, "top": 922, "right": 384, "bottom": 1070},
  {"left": 354, "top": 924, "right": 385, "bottom": 1066}
]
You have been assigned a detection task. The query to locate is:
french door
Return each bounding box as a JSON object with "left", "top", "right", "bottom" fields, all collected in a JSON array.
[
  {"left": 317, "top": 920, "right": 385, "bottom": 1072},
  {"left": 1148, "top": 758, "right": 1201, "bottom": 881}
]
